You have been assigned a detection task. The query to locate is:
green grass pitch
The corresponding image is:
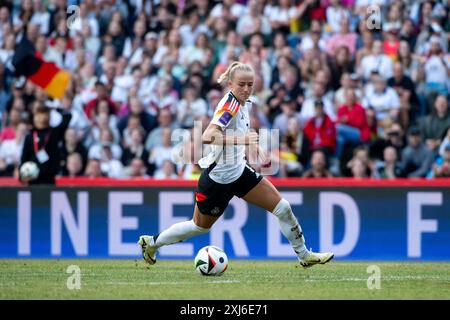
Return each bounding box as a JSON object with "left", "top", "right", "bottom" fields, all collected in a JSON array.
[{"left": 0, "top": 260, "right": 449, "bottom": 299}]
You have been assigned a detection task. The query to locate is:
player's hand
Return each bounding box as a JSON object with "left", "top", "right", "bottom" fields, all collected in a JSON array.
[{"left": 244, "top": 132, "right": 259, "bottom": 145}]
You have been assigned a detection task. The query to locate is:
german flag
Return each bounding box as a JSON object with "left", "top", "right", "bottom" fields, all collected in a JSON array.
[{"left": 12, "top": 36, "right": 70, "bottom": 99}]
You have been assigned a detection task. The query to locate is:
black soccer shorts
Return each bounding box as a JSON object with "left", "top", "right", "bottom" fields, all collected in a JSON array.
[{"left": 195, "top": 163, "right": 263, "bottom": 216}]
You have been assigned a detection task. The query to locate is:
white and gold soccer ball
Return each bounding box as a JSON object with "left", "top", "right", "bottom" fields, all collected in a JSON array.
[
  {"left": 194, "top": 246, "right": 229, "bottom": 276},
  {"left": 20, "top": 161, "right": 40, "bottom": 181}
]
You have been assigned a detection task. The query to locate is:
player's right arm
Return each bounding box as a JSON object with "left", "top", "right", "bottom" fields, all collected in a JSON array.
[
  {"left": 202, "top": 123, "right": 258, "bottom": 146},
  {"left": 203, "top": 92, "right": 258, "bottom": 146}
]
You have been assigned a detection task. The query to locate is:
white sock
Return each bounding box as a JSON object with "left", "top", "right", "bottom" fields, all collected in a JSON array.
[
  {"left": 272, "top": 198, "right": 309, "bottom": 259},
  {"left": 153, "top": 220, "right": 209, "bottom": 249}
]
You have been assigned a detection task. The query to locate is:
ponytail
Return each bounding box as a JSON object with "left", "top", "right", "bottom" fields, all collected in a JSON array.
[{"left": 217, "top": 61, "right": 254, "bottom": 85}]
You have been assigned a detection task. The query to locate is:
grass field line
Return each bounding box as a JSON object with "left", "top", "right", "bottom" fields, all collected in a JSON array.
[
  {"left": 100, "top": 275, "right": 450, "bottom": 286},
  {"left": 105, "top": 280, "right": 241, "bottom": 286}
]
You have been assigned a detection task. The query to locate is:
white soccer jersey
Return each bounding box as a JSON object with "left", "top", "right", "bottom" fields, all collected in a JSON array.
[{"left": 198, "top": 91, "right": 251, "bottom": 184}]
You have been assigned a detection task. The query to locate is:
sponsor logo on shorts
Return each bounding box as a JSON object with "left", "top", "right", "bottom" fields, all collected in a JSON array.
[
  {"left": 211, "top": 207, "right": 220, "bottom": 215},
  {"left": 195, "top": 192, "right": 207, "bottom": 202}
]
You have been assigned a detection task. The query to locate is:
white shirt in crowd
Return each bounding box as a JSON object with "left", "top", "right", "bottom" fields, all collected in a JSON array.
[
  {"left": 178, "top": 24, "right": 210, "bottom": 48},
  {"left": 149, "top": 145, "right": 174, "bottom": 169},
  {"left": 210, "top": 3, "right": 247, "bottom": 19},
  {"left": 88, "top": 143, "right": 123, "bottom": 161},
  {"left": 177, "top": 98, "right": 208, "bottom": 128},
  {"left": 100, "top": 159, "right": 124, "bottom": 178},
  {"left": 298, "top": 34, "right": 327, "bottom": 53},
  {"left": 359, "top": 54, "right": 393, "bottom": 80},
  {"left": 424, "top": 55, "right": 450, "bottom": 85},
  {"left": 0, "top": 139, "right": 23, "bottom": 165},
  {"left": 122, "top": 38, "right": 144, "bottom": 66},
  {"left": 237, "top": 14, "right": 272, "bottom": 35},
  {"left": 30, "top": 11, "right": 50, "bottom": 35},
  {"left": 299, "top": 97, "right": 336, "bottom": 126},
  {"left": 264, "top": 5, "right": 297, "bottom": 26},
  {"left": 362, "top": 85, "right": 401, "bottom": 120},
  {"left": 326, "top": 6, "right": 350, "bottom": 34}
]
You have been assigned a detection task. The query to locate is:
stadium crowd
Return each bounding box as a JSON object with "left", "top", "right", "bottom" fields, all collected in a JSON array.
[{"left": 0, "top": 0, "right": 450, "bottom": 181}]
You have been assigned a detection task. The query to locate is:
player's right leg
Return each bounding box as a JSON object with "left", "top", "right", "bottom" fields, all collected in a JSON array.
[
  {"left": 138, "top": 204, "right": 219, "bottom": 265},
  {"left": 242, "top": 177, "right": 334, "bottom": 268}
]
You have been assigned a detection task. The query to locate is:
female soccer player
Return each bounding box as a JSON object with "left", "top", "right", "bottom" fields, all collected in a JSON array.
[{"left": 138, "top": 62, "right": 334, "bottom": 268}]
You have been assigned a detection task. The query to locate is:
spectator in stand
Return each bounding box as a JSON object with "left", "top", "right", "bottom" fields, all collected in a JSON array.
[
  {"left": 326, "top": 0, "right": 351, "bottom": 34},
  {"left": 84, "top": 159, "right": 104, "bottom": 178},
  {"left": 388, "top": 61, "right": 420, "bottom": 128},
  {"left": 180, "top": 5, "right": 210, "bottom": 48},
  {"left": 336, "top": 89, "right": 371, "bottom": 157},
  {"left": 303, "top": 99, "right": 336, "bottom": 157},
  {"left": 145, "top": 108, "right": 176, "bottom": 151},
  {"left": 363, "top": 73, "right": 401, "bottom": 129},
  {"left": 154, "top": 159, "right": 178, "bottom": 179},
  {"left": 299, "top": 81, "right": 335, "bottom": 125},
  {"left": 117, "top": 96, "right": 157, "bottom": 138},
  {"left": 84, "top": 81, "right": 117, "bottom": 120},
  {"left": 121, "top": 113, "right": 145, "bottom": 149},
  {"left": 124, "top": 157, "right": 149, "bottom": 178},
  {"left": 325, "top": 17, "right": 357, "bottom": 57},
  {"left": 176, "top": 84, "right": 208, "bottom": 129},
  {"left": 349, "top": 158, "right": 369, "bottom": 178},
  {"left": 0, "top": 122, "right": 27, "bottom": 176},
  {"left": 148, "top": 128, "right": 174, "bottom": 175},
  {"left": 345, "top": 145, "right": 375, "bottom": 178},
  {"left": 400, "top": 126, "right": 434, "bottom": 178},
  {"left": 273, "top": 96, "right": 301, "bottom": 137},
  {"left": 237, "top": 0, "right": 271, "bottom": 38},
  {"left": 359, "top": 40, "right": 394, "bottom": 81},
  {"left": 64, "top": 152, "right": 84, "bottom": 177},
  {"left": 60, "top": 128, "right": 88, "bottom": 175},
  {"left": 369, "top": 122, "right": 405, "bottom": 162},
  {"left": 147, "top": 76, "right": 178, "bottom": 116},
  {"left": 99, "top": 144, "right": 124, "bottom": 178},
  {"left": 265, "top": 0, "right": 297, "bottom": 35},
  {"left": 430, "top": 144, "right": 450, "bottom": 178},
  {"left": 334, "top": 73, "right": 362, "bottom": 107},
  {"left": 302, "top": 149, "right": 333, "bottom": 178},
  {"left": 438, "top": 127, "right": 450, "bottom": 158},
  {"left": 329, "top": 45, "right": 354, "bottom": 91},
  {"left": 418, "top": 94, "right": 450, "bottom": 153},
  {"left": 355, "top": 30, "right": 374, "bottom": 67},
  {"left": 0, "top": 106, "right": 22, "bottom": 142},
  {"left": 279, "top": 116, "right": 304, "bottom": 177},
  {"left": 121, "top": 128, "right": 149, "bottom": 169},
  {"left": 88, "top": 128, "right": 122, "bottom": 161},
  {"left": 374, "top": 146, "right": 405, "bottom": 179},
  {"left": 420, "top": 36, "right": 449, "bottom": 106}
]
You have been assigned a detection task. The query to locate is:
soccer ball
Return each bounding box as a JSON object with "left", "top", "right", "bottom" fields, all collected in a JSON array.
[
  {"left": 20, "top": 161, "right": 40, "bottom": 180},
  {"left": 194, "top": 246, "right": 228, "bottom": 276}
]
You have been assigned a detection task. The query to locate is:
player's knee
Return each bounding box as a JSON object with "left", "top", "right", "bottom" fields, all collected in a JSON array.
[{"left": 272, "top": 198, "right": 292, "bottom": 219}]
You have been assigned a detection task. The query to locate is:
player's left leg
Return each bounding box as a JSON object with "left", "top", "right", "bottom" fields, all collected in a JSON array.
[
  {"left": 138, "top": 204, "right": 217, "bottom": 265},
  {"left": 242, "top": 177, "right": 334, "bottom": 268}
]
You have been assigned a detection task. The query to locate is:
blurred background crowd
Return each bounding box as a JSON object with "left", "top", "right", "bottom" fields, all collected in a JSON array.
[{"left": 0, "top": 0, "right": 450, "bottom": 180}]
